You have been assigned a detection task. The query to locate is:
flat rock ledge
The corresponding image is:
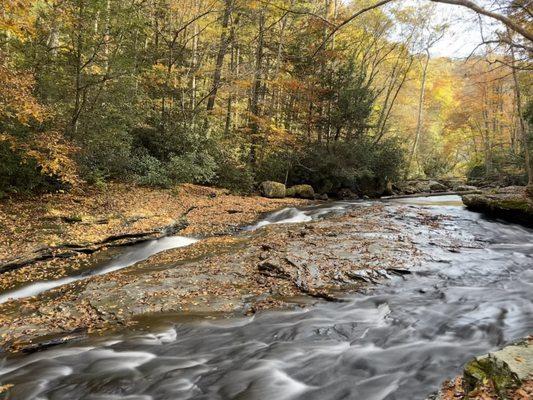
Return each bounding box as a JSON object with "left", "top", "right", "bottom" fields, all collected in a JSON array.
[
  {"left": 430, "top": 337, "right": 533, "bottom": 399},
  {"left": 0, "top": 204, "right": 432, "bottom": 354},
  {"left": 462, "top": 186, "right": 533, "bottom": 226}
]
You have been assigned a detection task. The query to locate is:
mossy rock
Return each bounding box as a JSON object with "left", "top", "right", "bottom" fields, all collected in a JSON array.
[
  {"left": 429, "top": 180, "right": 447, "bottom": 192},
  {"left": 289, "top": 184, "right": 315, "bottom": 199},
  {"left": 286, "top": 187, "right": 296, "bottom": 197},
  {"left": 463, "top": 343, "right": 533, "bottom": 396},
  {"left": 454, "top": 185, "right": 478, "bottom": 192},
  {"left": 259, "top": 181, "right": 286, "bottom": 198},
  {"left": 462, "top": 187, "right": 533, "bottom": 226}
]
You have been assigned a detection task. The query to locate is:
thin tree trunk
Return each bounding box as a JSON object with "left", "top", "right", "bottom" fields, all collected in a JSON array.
[
  {"left": 206, "top": 0, "right": 233, "bottom": 113},
  {"left": 510, "top": 42, "right": 533, "bottom": 194},
  {"left": 406, "top": 50, "right": 429, "bottom": 179},
  {"left": 249, "top": 8, "right": 265, "bottom": 165},
  {"left": 71, "top": 0, "right": 85, "bottom": 136}
]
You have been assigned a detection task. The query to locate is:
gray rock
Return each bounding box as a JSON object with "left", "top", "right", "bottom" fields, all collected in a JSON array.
[
  {"left": 259, "top": 181, "right": 286, "bottom": 198},
  {"left": 314, "top": 193, "right": 328, "bottom": 201},
  {"left": 429, "top": 181, "right": 447, "bottom": 192},
  {"left": 454, "top": 185, "right": 478, "bottom": 192},
  {"left": 463, "top": 341, "right": 533, "bottom": 394}
]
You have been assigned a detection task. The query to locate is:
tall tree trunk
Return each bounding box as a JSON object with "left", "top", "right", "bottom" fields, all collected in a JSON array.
[
  {"left": 406, "top": 50, "right": 429, "bottom": 179},
  {"left": 206, "top": 0, "right": 233, "bottom": 113},
  {"left": 481, "top": 94, "right": 493, "bottom": 177},
  {"left": 510, "top": 43, "right": 533, "bottom": 195},
  {"left": 190, "top": 0, "right": 200, "bottom": 127},
  {"left": 248, "top": 8, "right": 265, "bottom": 165},
  {"left": 224, "top": 25, "right": 237, "bottom": 137},
  {"left": 71, "top": 0, "right": 85, "bottom": 136},
  {"left": 103, "top": 0, "right": 110, "bottom": 74}
]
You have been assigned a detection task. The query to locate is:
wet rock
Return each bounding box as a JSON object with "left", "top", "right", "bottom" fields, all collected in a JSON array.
[
  {"left": 1, "top": 204, "right": 423, "bottom": 352},
  {"left": 463, "top": 340, "right": 533, "bottom": 394},
  {"left": 314, "top": 193, "right": 329, "bottom": 201},
  {"left": 346, "top": 270, "right": 378, "bottom": 284},
  {"left": 462, "top": 186, "right": 533, "bottom": 226},
  {"left": 258, "top": 260, "right": 291, "bottom": 279}
]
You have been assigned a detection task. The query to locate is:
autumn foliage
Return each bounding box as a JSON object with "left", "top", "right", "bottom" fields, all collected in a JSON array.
[{"left": 0, "top": 0, "right": 531, "bottom": 195}]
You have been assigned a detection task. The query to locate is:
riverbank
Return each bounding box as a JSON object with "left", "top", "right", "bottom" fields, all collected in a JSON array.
[
  {"left": 462, "top": 186, "right": 533, "bottom": 226},
  {"left": 0, "top": 196, "right": 447, "bottom": 353}
]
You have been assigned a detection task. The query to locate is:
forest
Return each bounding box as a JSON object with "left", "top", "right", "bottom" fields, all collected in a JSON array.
[{"left": 1, "top": 0, "right": 531, "bottom": 197}]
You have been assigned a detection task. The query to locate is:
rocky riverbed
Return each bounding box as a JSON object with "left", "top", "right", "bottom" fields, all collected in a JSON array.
[
  {"left": 0, "top": 184, "right": 306, "bottom": 296},
  {"left": 0, "top": 202, "right": 431, "bottom": 352},
  {"left": 0, "top": 195, "right": 532, "bottom": 400}
]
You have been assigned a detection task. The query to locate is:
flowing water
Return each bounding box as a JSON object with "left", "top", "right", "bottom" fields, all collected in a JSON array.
[
  {"left": 0, "top": 236, "right": 199, "bottom": 305},
  {"left": 1, "top": 196, "right": 532, "bottom": 400}
]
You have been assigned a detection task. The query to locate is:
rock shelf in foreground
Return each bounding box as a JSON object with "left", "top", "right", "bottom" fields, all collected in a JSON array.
[{"left": 431, "top": 337, "right": 533, "bottom": 399}]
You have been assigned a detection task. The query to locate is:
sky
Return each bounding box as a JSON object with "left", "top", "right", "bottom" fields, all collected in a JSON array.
[
  {"left": 427, "top": 1, "right": 499, "bottom": 58},
  {"left": 343, "top": 0, "right": 503, "bottom": 59}
]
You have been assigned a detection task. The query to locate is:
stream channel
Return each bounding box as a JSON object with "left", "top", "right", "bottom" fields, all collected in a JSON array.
[{"left": 1, "top": 195, "right": 532, "bottom": 399}]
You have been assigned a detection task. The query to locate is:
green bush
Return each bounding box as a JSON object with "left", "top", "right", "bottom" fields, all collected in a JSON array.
[
  {"left": 212, "top": 148, "right": 255, "bottom": 193},
  {"left": 254, "top": 138, "right": 404, "bottom": 196},
  {"left": 167, "top": 152, "right": 217, "bottom": 184},
  {"left": 0, "top": 142, "right": 61, "bottom": 194}
]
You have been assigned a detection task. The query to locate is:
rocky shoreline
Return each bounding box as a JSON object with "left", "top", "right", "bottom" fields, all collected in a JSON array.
[{"left": 462, "top": 186, "right": 533, "bottom": 226}]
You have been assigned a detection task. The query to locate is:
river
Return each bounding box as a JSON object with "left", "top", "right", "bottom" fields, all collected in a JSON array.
[{"left": 1, "top": 196, "right": 532, "bottom": 399}]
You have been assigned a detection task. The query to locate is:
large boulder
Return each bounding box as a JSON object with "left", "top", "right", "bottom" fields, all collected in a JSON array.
[
  {"left": 429, "top": 180, "right": 447, "bottom": 192},
  {"left": 462, "top": 186, "right": 533, "bottom": 226},
  {"left": 289, "top": 184, "right": 315, "bottom": 199},
  {"left": 429, "top": 338, "right": 533, "bottom": 400},
  {"left": 463, "top": 341, "right": 533, "bottom": 395},
  {"left": 259, "top": 181, "right": 286, "bottom": 198},
  {"left": 285, "top": 186, "right": 296, "bottom": 197},
  {"left": 395, "top": 180, "right": 431, "bottom": 194},
  {"left": 453, "top": 184, "right": 478, "bottom": 192}
]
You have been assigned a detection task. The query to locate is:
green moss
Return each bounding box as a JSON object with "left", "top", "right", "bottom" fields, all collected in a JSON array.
[
  {"left": 291, "top": 184, "right": 315, "bottom": 199},
  {"left": 463, "top": 355, "right": 521, "bottom": 398},
  {"left": 494, "top": 199, "right": 532, "bottom": 213},
  {"left": 286, "top": 187, "right": 296, "bottom": 197}
]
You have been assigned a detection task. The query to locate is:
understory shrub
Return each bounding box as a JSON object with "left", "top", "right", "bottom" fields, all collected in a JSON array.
[{"left": 256, "top": 138, "right": 405, "bottom": 196}]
